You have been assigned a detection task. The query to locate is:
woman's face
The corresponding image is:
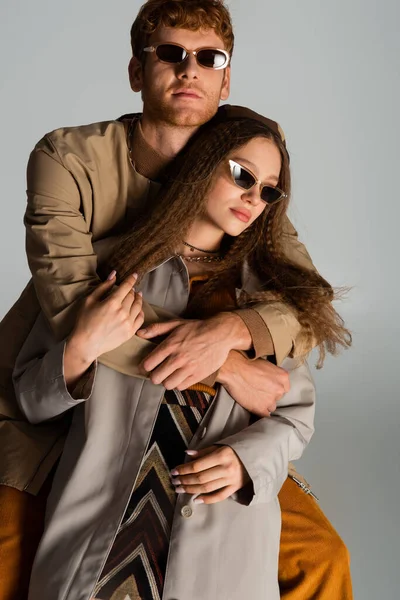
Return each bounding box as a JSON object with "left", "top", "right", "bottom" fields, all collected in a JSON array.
[{"left": 205, "top": 136, "right": 282, "bottom": 237}]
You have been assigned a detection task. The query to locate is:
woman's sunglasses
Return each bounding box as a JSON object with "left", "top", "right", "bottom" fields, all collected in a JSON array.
[
  {"left": 228, "top": 160, "right": 287, "bottom": 205},
  {"left": 143, "top": 43, "right": 230, "bottom": 70}
]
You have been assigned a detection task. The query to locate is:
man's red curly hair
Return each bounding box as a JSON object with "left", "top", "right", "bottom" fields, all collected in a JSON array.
[{"left": 130, "top": 0, "right": 234, "bottom": 59}]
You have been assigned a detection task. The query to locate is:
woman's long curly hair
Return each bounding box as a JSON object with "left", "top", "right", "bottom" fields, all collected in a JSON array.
[{"left": 111, "top": 116, "right": 351, "bottom": 366}]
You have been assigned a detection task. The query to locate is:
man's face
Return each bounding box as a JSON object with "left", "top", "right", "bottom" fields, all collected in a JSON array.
[{"left": 130, "top": 26, "right": 231, "bottom": 127}]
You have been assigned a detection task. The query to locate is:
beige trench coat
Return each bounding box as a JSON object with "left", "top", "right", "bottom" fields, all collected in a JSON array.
[
  {"left": 14, "top": 253, "right": 315, "bottom": 600},
  {"left": 0, "top": 118, "right": 316, "bottom": 494}
]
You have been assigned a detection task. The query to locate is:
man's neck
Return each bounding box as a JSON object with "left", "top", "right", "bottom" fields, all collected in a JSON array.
[{"left": 141, "top": 114, "right": 199, "bottom": 158}]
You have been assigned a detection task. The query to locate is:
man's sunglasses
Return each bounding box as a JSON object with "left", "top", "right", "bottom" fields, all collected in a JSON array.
[
  {"left": 143, "top": 43, "right": 230, "bottom": 70},
  {"left": 228, "top": 160, "right": 287, "bottom": 205}
]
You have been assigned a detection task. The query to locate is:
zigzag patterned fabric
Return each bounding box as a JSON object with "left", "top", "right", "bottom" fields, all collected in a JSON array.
[{"left": 93, "top": 388, "right": 213, "bottom": 600}]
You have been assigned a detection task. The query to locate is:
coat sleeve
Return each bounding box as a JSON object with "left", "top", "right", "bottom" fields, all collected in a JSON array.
[
  {"left": 12, "top": 306, "right": 163, "bottom": 424},
  {"left": 234, "top": 216, "right": 318, "bottom": 365},
  {"left": 25, "top": 139, "right": 100, "bottom": 341},
  {"left": 12, "top": 311, "right": 92, "bottom": 424},
  {"left": 216, "top": 356, "right": 315, "bottom": 505}
]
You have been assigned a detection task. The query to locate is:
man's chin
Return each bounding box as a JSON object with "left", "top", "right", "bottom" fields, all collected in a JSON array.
[{"left": 155, "top": 104, "right": 219, "bottom": 128}]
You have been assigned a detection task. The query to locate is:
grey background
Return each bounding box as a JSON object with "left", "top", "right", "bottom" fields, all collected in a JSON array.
[{"left": 0, "top": 0, "right": 399, "bottom": 597}]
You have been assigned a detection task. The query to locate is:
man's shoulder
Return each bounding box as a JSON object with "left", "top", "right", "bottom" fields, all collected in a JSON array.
[{"left": 33, "top": 118, "right": 129, "bottom": 165}]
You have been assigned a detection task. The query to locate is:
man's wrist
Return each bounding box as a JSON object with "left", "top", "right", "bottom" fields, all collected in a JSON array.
[
  {"left": 217, "top": 312, "right": 252, "bottom": 352},
  {"left": 217, "top": 350, "right": 244, "bottom": 387}
]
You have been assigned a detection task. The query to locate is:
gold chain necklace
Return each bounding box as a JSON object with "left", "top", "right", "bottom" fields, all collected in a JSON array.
[{"left": 175, "top": 253, "right": 222, "bottom": 263}]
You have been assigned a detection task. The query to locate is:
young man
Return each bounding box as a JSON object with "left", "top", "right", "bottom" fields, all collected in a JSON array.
[{"left": 0, "top": 0, "right": 352, "bottom": 598}]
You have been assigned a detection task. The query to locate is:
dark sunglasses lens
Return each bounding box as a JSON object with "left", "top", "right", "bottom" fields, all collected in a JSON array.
[
  {"left": 156, "top": 44, "right": 186, "bottom": 63},
  {"left": 231, "top": 163, "right": 255, "bottom": 190},
  {"left": 197, "top": 49, "right": 227, "bottom": 68},
  {"left": 261, "top": 187, "right": 282, "bottom": 205}
]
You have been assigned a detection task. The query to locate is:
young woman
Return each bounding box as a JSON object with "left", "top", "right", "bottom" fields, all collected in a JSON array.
[{"left": 14, "top": 115, "right": 350, "bottom": 600}]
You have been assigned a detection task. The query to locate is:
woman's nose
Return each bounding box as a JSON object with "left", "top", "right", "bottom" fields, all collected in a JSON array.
[{"left": 242, "top": 186, "right": 261, "bottom": 205}]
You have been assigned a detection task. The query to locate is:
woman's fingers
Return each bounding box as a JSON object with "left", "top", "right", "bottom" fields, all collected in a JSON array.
[
  {"left": 196, "top": 485, "right": 236, "bottom": 505},
  {"left": 171, "top": 446, "right": 225, "bottom": 477},
  {"left": 121, "top": 288, "right": 136, "bottom": 312},
  {"left": 170, "top": 446, "right": 248, "bottom": 503},
  {"left": 172, "top": 464, "right": 227, "bottom": 488},
  {"left": 174, "top": 477, "right": 227, "bottom": 496},
  {"left": 129, "top": 291, "right": 142, "bottom": 316},
  {"left": 86, "top": 272, "right": 137, "bottom": 307},
  {"left": 110, "top": 273, "right": 138, "bottom": 303},
  {"left": 134, "top": 310, "right": 145, "bottom": 331},
  {"left": 86, "top": 272, "right": 117, "bottom": 302}
]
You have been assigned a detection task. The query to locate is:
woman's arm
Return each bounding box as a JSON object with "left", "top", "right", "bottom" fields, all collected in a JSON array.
[
  {"left": 13, "top": 276, "right": 148, "bottom": 424},
  {"left": 216, "top": 357, "right": 315, "bottom": 505},
  {"left": 169, "top": 356, "right": 315, "bottom": 505}
]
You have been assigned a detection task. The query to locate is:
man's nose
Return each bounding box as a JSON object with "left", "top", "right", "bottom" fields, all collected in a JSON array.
[{"left": 176, "top": 53, "right": 200, "bottom": 79}]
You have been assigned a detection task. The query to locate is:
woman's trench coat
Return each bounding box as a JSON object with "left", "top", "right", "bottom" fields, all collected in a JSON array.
[{"left": 13, "top": 253, "right": 316, "bottom": 600}]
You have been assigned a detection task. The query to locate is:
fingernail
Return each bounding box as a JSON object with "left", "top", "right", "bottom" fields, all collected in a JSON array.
[
  {"left": 107, "top": 270, "right": 117, "bottom": 281},
  {"left": 194, "top": 498, "right": 204, "bottom": 504},
  {"left": 170, "top": 469, "right": 179, "bottom": 476},
  {"left": 139, "top": 328, "right": 147, "bottom": 335},
  {"left": 138, "top": 291, "right": 143, "bottom": 297},
  {"left": 185, "top": 450, "right": 198, "bottom": 456},
  {"left": 171, "top": 478, "right": 181, "bottom": 485},
  {"left": 175, "top": 486, "right": 185, "bottom": 494},
  {"left": 132, "top": 273, "right": 138, "bottom": 279}
]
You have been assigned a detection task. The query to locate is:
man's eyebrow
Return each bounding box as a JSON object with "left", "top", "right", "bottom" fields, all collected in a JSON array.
[{"left": 232, "top": 156, "right": 280, "bottom": 185}]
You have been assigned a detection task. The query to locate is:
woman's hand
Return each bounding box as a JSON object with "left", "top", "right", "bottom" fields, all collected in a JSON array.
[
  {"left": 64, "top": 272, "right": 144, "bottom": 387},
  {"left": 171, "top": 445, "right": 251, "bottom": 505}
]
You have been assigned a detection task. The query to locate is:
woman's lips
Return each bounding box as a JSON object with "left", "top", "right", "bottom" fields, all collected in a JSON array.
[{"left": 230, "top": 208, "right": 251, "bottom": 223}]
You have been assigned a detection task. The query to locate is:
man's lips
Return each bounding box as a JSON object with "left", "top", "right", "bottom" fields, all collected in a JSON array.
[
  {"left": 172, "top": 88, "right": 202, "bottom": 99},
  {"left": 230, "top": 208, "right": 251, "bottom": 223}
]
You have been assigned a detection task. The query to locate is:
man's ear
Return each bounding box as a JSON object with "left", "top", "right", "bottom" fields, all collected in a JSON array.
[
  {"left": 220, "top": 66, "right": 231, "bottom": 101},
  {"left": 128, "top": 56, "right": 143, "bottom": 92}
]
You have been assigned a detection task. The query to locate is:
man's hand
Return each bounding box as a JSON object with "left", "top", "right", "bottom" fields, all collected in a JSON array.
[
  {"left": 217, "top": 351, "right": 290, "bottom": 417},
  {"left": 136, "top": 313, "right": 252, "bottom": 390},
  {"left": 171, "top": 445, "right": 250, "bottom": 505}
]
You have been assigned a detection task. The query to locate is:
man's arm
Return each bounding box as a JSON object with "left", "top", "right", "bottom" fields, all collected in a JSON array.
[
  {"left": 234, "top": 215, "right": 318, "bottom": 365},
  {"left": 25, "top": 138, "right": 99, "bottom": 339}
]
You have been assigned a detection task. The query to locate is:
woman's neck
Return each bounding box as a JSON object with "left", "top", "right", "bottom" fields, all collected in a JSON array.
[{"left": 176, "top": 219, "right": 224, "bottom": 257}]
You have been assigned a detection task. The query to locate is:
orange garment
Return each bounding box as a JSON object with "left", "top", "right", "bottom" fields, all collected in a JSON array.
[
  {"left": 0, "top": 480, "right": 49, "bottom": 600},
  {"left": 278, "top": 477, "right": 353, "bottom": 599},
  {"left": 0, "top": 477, "right": 353, "bottom": 600}
]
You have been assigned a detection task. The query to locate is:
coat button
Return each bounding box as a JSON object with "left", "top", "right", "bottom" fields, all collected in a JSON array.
[
  {"left": 181, "top": 505, "right": 193, "bottom": 518},
  {"left": 200, "top": 427, "right": 207, "bottom": 440}
]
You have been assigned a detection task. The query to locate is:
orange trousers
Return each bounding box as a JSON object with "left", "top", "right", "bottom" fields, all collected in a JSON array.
[
  {"left": 278, "top": 477, "right": 353, "bottom": 599},
  {"left": 0, "top": 477, "right": 352, "bottom": 600}
]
